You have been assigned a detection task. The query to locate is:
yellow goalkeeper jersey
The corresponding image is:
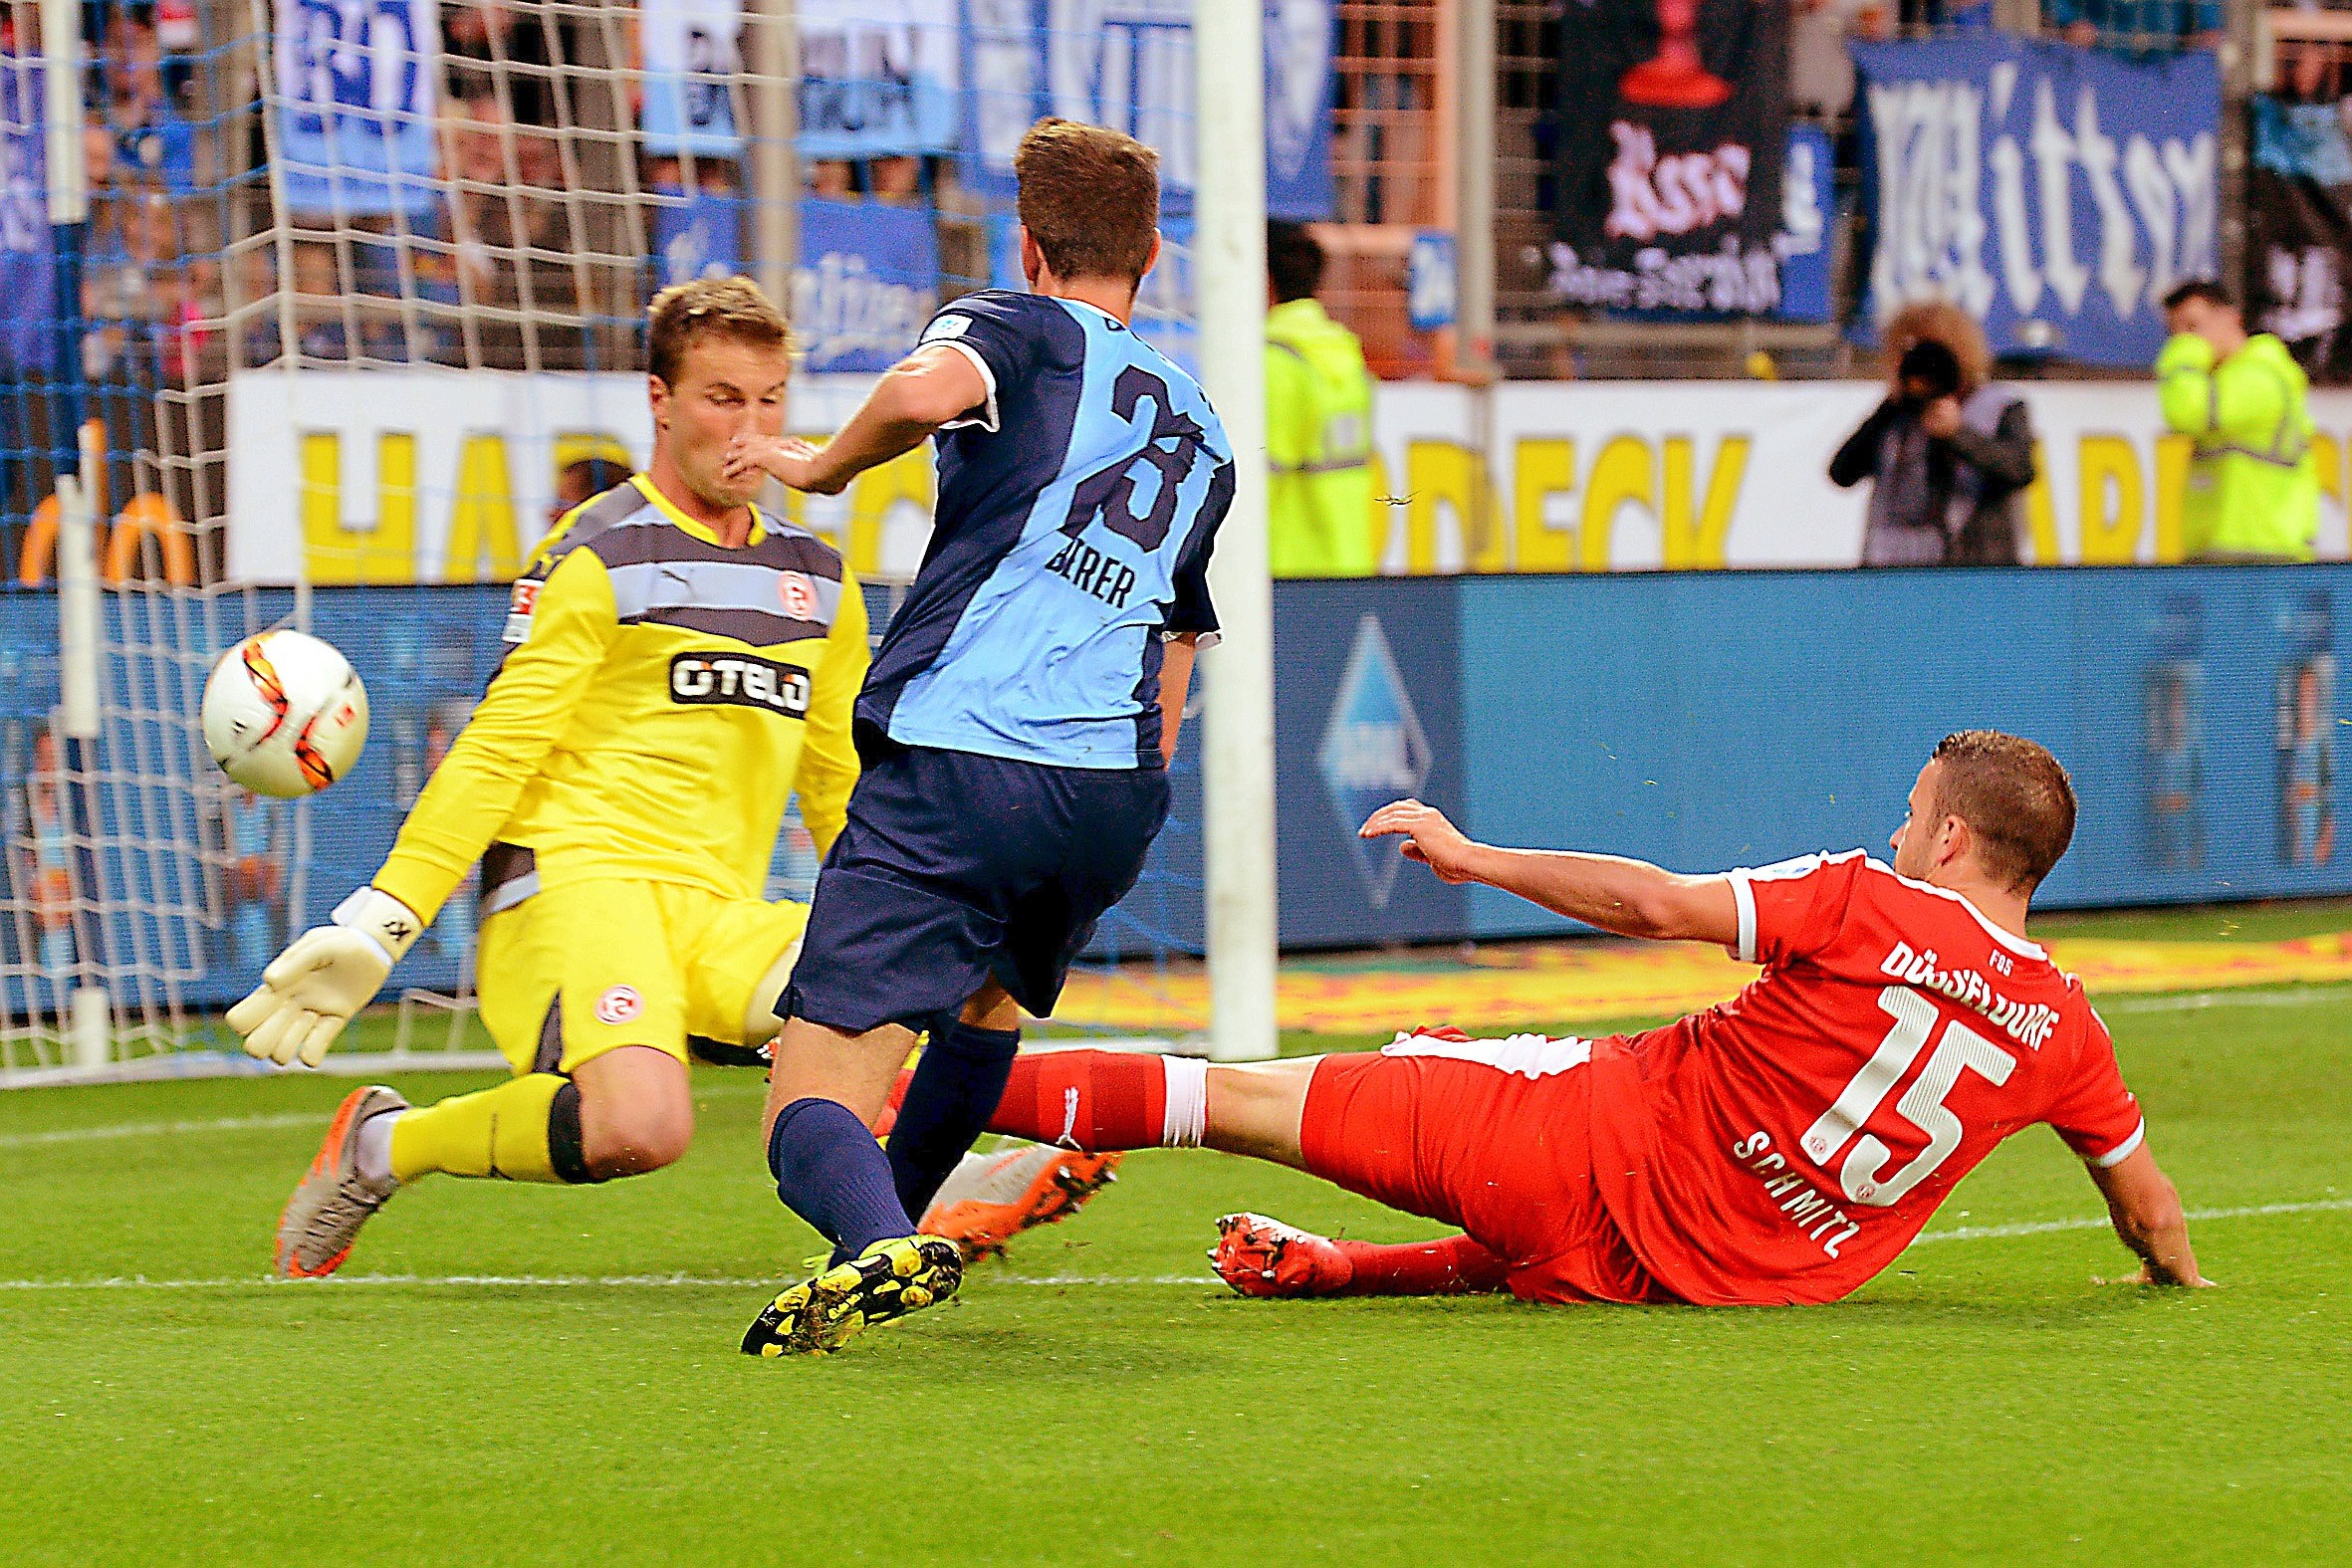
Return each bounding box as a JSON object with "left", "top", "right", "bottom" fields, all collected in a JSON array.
[{"left": 370, "top": 475, "right": 867, "bottom": 924}]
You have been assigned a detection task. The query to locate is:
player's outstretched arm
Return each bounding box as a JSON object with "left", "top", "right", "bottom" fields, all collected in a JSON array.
[
  {"left": 723, "top": 344, "right": 988, "bottom": 497},
  {"left": 2086, "top": 1144, "right": 2211, "bottom": 1287},
  {"left": 1359, "top": 799, "right": 1738, "bottom": 946},
  {"left": 228, "top": 548, "right": 616, "bottom": 1067}
]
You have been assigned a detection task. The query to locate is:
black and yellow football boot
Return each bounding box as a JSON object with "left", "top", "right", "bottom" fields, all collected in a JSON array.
[{"left": 741, "top": 1235, "right": 964, "bottom": 1356}]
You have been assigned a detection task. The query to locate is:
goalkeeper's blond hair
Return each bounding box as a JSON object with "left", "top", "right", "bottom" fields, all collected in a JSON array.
[{"left": 647, "top": 275, "right": 791, "bottom": 386}]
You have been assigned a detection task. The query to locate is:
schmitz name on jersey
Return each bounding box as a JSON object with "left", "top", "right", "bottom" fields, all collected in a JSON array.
[{"left": 668, "top": 653, "right": 810, "bottom": 717}]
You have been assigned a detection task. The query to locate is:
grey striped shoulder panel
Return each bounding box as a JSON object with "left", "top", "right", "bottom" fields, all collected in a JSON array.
[{"left": 541, "top": 485, "right": 845, "bottom": 645}]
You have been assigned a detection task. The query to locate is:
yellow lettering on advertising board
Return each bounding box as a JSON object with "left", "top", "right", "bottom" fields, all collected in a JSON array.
[
  {"left": 1513, "top": 438, "right": 1576, "bottom": 572},
  {"left": 2077, "top": 434, "right": 2143, "bottom": 563},
  {"left": 1404, "top": 440, "right": 1484, "bottom": 574},
  {"left": 301, "top": 431, "right": 417, "bottom": 582},
  {"left": 1580, "top": 435, "right": 1653, "bottom": 570},
  {"left": 2153, "top": 433, "right": 2194, "bottom": 563},
  {"left": 1661, "top": 435, "right": 1747, "bottom": 568},
  {"left": 1366, "top": 448, "right": 1394, "bottom": 569},
  {"left": 442, "top": 434, "right": 522, "bottom": 581},
  {"left": 2020, "top": 446, "right": 2059, "bottom": 563},
  {"left": 1464, "top": 445, "right": 1508, "bottom": 573}
]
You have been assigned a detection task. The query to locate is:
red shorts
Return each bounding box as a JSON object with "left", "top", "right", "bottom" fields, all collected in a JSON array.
[{"left": 1298, "top": 1033, "right": 1677, "bottom": 1305}]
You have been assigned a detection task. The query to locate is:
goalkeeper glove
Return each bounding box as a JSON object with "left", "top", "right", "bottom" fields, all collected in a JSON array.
[{"left": 226, "top": 887, "right": 423, "bottom": 1067}]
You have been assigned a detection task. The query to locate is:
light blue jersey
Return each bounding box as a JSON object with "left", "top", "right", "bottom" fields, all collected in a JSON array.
[{"left": 858, "top": 291, "right": 1234, "bottom": 769}]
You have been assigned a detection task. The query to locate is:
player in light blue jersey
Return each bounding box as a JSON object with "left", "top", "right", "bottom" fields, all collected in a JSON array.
[{"left": 723, "top": 118, "right": 1235, "bottom": 1354}]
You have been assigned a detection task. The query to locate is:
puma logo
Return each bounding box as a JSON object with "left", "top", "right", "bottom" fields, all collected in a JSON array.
[{"left": 1057, "top": 1086, "right": 1081, "bottom": 1150}]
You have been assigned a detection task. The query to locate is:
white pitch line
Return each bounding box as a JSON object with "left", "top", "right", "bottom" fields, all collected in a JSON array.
[
  {"left": 0, "top": 1201, "right": 2345, "bottom": 1294},
  {"left": 1906, "top": 1196, "right": 2352, "bottom": 1245},
  {"left": 0, "top": 1271, "right": 1221, "bottom": 1292},
  {"left": 0, "top": 984, "right": 2344, "bottom": 1150},
  {"left": 2098, "top": 984, "right": 2352, "bottom": 1015},
  {"left": 0, "top": 1111, "right": 324, "bottom": 1151}
]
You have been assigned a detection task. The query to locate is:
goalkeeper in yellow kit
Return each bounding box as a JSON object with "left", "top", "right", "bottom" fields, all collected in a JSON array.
[{"left": 230, "top": 277, "right": 867, "bottom": 1277}]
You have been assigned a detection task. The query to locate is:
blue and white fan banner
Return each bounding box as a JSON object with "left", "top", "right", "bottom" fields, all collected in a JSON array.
[
  {"left": 798, "top": 0, "right": 961, "bottom": 159},
  {"left": 640, "top": 0, "right": 746, "bottom": 160},
  {"left": 651, "top": 186, "right": 745, "bottom": 290},
  {"left": 1852, "top": 36, "right": 2221, "bottom": 368},
  {"left": 272, "top": 0, "right": 442, "bottom": 217},
  {"left": 0, "top": 53, "right": 52, "bottom": 371},
  {"left": 793, "top": 198, "right": 941, "bottom": 373},
  {"left": 961, "top": 0, "right": 1334, "bottom": 220}
]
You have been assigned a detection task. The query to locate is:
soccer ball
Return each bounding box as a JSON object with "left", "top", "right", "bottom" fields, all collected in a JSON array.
[{"left": 201, "top": 630, "right": 370, "bottom": 798}]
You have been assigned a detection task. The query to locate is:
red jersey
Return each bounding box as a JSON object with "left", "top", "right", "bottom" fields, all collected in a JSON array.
[{"left": 1585, "top": 850, "right": 2144, "bottom": 1306}]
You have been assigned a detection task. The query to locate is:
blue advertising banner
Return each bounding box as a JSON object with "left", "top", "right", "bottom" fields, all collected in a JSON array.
[
  {"left": 793, "top": 198, "right": 941, "bottom": 372},
  {"left": 1851, "top": 37, "right": 2220, "bottom": 367},
  {"left": 11, "top": 567, "right": 2349, "bottom": 1016},
  {"left": 272, "top": 0, "right": 442, "bottom": 217},
  {"left": 960, "top": 0, "right": 1335, "bottom": 219},
  {"left": 1457, "top": 567, "right": 2352, "bottom": 937},
  {"left": 650, "top": 186, "right": 745, "bottom": 290},
  {"left": 1274, "top": 580, "right": 1470, "bottom": 947},
  {"left": 0, "top": 57, "right": 53, "bottom": 370}
]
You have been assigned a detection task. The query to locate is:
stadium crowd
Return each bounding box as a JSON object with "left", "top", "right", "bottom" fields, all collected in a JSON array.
[
  {"left": 0, "top": 0, "right": 2344, "bottom": 577},
  {"left": 0, "top": 0, "right": 2314, "bottom": 387}
]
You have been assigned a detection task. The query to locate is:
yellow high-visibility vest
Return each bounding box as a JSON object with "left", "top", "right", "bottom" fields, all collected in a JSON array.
[
  {"left": 1266, "top": 298, "right": 1378, "bottom": 577},
  {"left": 2157, "top": 331, "right": 2320, "bottom": 561}
]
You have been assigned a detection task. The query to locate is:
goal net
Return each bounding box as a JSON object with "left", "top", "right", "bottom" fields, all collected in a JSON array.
[{"left": 0, "top": 0, "right": 1263, "bottom": 1081}]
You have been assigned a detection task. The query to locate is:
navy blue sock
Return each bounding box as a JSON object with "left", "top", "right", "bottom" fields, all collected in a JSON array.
[
  {"left": 888, "top": 1020, "right": 1023, "bottom": 1223},
  {"left": 766, "top": 1097, "right": 914, "bottom": 1260}
]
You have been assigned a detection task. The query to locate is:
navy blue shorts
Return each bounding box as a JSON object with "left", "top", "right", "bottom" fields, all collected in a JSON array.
[{"left": 783, "top": 739, "right": 1171, "bottom": 1034}]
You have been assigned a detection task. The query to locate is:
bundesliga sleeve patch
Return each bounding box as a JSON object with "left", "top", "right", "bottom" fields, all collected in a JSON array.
[{"left": 501, "top": 578, "right": 542, "bottom": 644}]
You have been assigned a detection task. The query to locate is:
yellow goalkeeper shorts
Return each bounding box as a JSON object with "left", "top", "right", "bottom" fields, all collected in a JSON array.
[{"left": 474, "top": 878, "right": 809, "bottom": 1075}]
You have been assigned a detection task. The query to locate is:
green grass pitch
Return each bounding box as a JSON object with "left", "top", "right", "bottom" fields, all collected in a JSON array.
[{"left": 1, "top": 977, "right": 2347, "bottom": 1562}]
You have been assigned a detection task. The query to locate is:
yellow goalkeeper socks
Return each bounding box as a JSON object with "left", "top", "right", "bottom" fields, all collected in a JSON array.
[{"left": 386, "top": 1072, "right": 598, "bottom": 1185}]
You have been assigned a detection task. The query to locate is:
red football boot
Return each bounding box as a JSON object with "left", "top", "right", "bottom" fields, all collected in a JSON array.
[{"left": 1208, "top": 1212, "right": 1356, "bottom": 1298}]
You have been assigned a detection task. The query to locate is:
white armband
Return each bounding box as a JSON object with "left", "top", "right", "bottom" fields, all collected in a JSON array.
[{"left": 332, "top": 886, "right": 425, "bottom": 966}]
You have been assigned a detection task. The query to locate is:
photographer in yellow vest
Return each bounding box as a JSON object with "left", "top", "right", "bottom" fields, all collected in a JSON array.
[
  {"left": 1266, "top": 221, "right": 1378, "bottom": 577},
  {"left": 2157, "top": 280, "right": 2319, "bottom": 562}
]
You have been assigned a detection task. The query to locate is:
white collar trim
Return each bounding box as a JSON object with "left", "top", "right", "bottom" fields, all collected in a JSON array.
[{"left": 1859, "top": 854, "right": 2047, "bottom": 961}]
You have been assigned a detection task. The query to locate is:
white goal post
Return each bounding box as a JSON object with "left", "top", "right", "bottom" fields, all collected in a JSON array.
[{"left": 1193, "top": 0, "right": 1281, "bottom": 1063}]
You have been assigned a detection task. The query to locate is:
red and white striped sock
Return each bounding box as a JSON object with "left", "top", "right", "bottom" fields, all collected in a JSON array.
[{"left": 983, "top": 1049, "right": 1209, "bottom": 1151}]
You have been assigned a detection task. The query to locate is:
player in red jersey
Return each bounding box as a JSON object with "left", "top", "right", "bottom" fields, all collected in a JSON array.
[{"left": 952, "top": 730, "right": 2209, "bottom": 1305}]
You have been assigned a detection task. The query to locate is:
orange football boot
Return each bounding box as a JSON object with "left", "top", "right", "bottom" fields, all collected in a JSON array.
[
  {"left": 919, "top": 1142, "right": 1122, "bottom": 1262},
  {"left": 274, "top": 1085, "right": 405, "bottom": 1277}
]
